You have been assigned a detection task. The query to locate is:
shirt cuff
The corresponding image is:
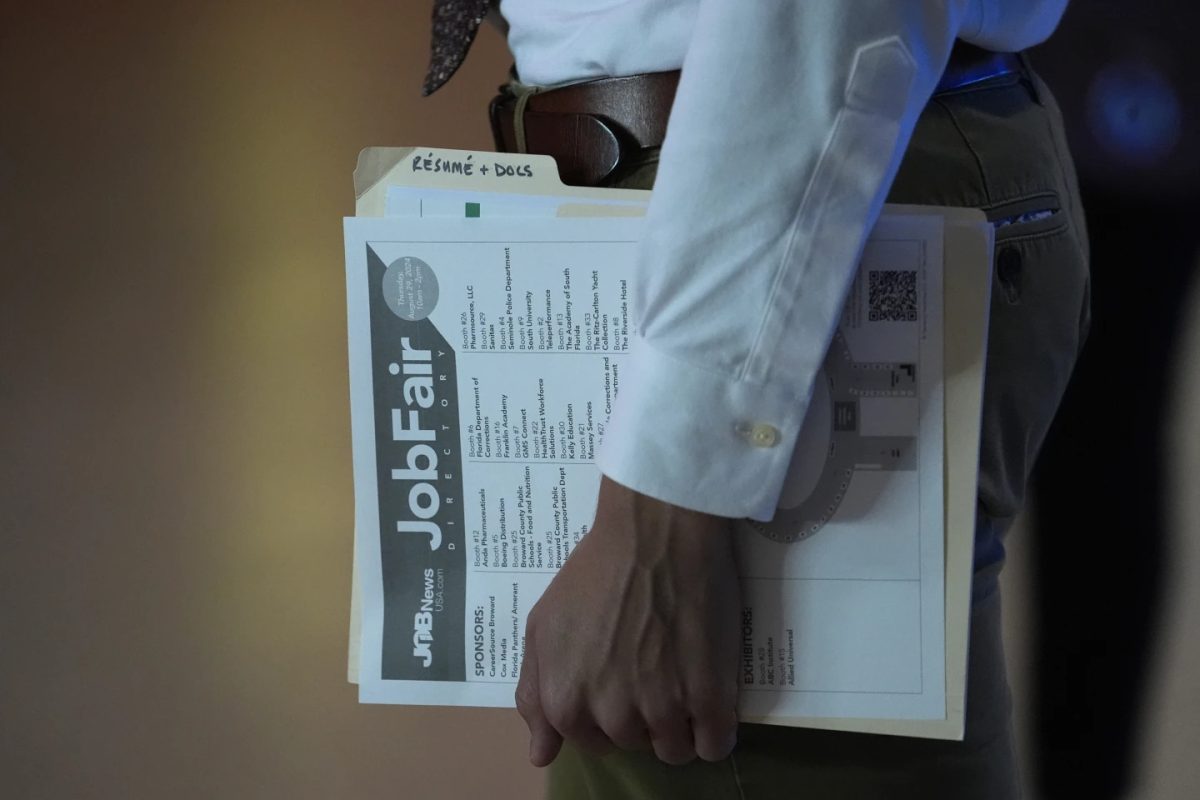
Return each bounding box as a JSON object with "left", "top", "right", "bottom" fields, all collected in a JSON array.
[{"left": 596, "top": 335, "right": 813, "bottom": 522}]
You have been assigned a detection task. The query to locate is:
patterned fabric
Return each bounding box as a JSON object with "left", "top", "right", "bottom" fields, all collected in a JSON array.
[{"left": 423, "top": 0, "right": 492, "bottom": 95}]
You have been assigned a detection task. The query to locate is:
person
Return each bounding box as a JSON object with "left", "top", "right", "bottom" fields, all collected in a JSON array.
[{"left": 425, "top": 2, "right": 1091, "bottom": 797}]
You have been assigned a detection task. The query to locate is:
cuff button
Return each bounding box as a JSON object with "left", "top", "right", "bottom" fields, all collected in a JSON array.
[{"left": 737, "top": 422, "right": 780, "bottom": 448}]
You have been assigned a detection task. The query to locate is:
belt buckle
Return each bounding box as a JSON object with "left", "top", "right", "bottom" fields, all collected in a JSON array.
[
  {"left": 488, "top": 89, "right": 514, "bottom": 152},
  {"left": 490, "top": 91, "right": 627, "bottom": 186}
]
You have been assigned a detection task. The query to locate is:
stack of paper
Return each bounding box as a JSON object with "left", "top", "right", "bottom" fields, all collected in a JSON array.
[{"left": 344, "top": 147, "right": 993, "bottom": 740}]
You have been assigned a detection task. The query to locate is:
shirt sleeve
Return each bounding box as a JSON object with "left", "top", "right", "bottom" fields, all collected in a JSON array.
[
  {"left": 595, "top": 0, "right": 977, "bottom": 521},
  {"left": 967, "top": 0, "right": 1068, "bottom": 50}
]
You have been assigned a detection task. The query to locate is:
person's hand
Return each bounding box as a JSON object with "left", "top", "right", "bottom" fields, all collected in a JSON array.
[{"left": 515, "top": 475, "right": 742, "bottom": 767}]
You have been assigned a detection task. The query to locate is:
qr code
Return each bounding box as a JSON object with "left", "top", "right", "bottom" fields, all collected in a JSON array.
[{"left": 868, "top": 270, "right": 918, "bottom": 322}]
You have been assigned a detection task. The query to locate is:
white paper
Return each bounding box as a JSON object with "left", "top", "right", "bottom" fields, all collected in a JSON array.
[
  {"left": 384, "top": 186, "right": 644, "bottom": 219},
  {"left": 344, "top": 211, "right": 945, "bottom": 721},
  {"left": 734, "top": 216, "right": 946, "bottom": 721}
]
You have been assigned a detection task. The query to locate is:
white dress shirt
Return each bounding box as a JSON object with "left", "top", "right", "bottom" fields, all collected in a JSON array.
[{"left": 499, "top": 0, "right": 1070, "bottom": 521}]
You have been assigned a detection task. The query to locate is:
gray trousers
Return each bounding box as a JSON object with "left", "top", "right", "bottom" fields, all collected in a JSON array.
[{"left": 543, "top": 59, "right": 1091, "bottom": 799}]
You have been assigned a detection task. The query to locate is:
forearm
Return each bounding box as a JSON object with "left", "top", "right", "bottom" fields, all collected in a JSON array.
[{"left": 598, "top": 0, "right": 973, "bottom": 519}]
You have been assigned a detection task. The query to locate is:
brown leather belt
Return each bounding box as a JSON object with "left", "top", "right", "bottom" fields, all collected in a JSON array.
[{"left": 490, "top": 42, "right": 1024, "bottom": 186}]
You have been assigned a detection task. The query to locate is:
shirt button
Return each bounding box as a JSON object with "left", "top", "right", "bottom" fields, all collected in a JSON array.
[{"left": 737, "top": 422, "right": 780, "bottom": 448}]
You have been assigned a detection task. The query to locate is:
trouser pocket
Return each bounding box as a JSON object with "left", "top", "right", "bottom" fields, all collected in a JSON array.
[{"left": 976, "top": 218, "right": 1090, "bottom": 521}]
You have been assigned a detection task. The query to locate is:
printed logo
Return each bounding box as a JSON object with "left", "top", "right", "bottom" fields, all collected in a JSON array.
[{"left": 383, "top": 256, "right": 439, "bottom": 321}]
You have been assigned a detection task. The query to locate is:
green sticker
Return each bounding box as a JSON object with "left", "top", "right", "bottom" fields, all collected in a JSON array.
[{"left": 465, "top": 202, "right": 480, "bottom": 218}]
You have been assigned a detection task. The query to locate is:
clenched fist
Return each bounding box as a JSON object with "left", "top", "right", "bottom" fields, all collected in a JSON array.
[{"left": 515, "top": 475, "right": 742, "bottom": 767}]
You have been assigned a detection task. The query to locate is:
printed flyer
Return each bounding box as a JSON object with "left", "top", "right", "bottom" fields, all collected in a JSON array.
[{"left": 344, "top": 211, "right": 946, "bottom": 723}]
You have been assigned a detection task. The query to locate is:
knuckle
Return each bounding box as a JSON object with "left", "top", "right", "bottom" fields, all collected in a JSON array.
[
  {"left": 513, "top": 681, "right": 538, "bottom": 717},
  {"left": 523, "top": 606, "right": 541, "bottom": 634},
  {"left": 690, "top": 694, "right": 736, "bottom": 725},
  {"left": 687, "top": 675, "right": 736, "bottom": 708},
  {"left": 596, "top": 712, "right": 646, "bottom": 749},
  {"left": 540, "top": 702, "right": 566, "bottom": 731},
  {"left": 641, "top": 702, "right": 683, "bottom": 733},
  {"left": 542, "top": 697, "right": 585, "bottom": 734}
]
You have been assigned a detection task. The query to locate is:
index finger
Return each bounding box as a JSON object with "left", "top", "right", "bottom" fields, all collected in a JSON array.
[{"left": 515, "top": 629, "right": 564, "bottom": 767}]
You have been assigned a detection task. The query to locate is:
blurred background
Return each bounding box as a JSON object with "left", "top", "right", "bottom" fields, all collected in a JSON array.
[{"left": 1, "top": 2, "right": 1196, "bottom": 798}]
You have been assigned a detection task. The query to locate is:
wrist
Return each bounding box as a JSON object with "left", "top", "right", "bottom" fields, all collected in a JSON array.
[{"left": 596, "top": 475, "right": 736, "bottom": 544}]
